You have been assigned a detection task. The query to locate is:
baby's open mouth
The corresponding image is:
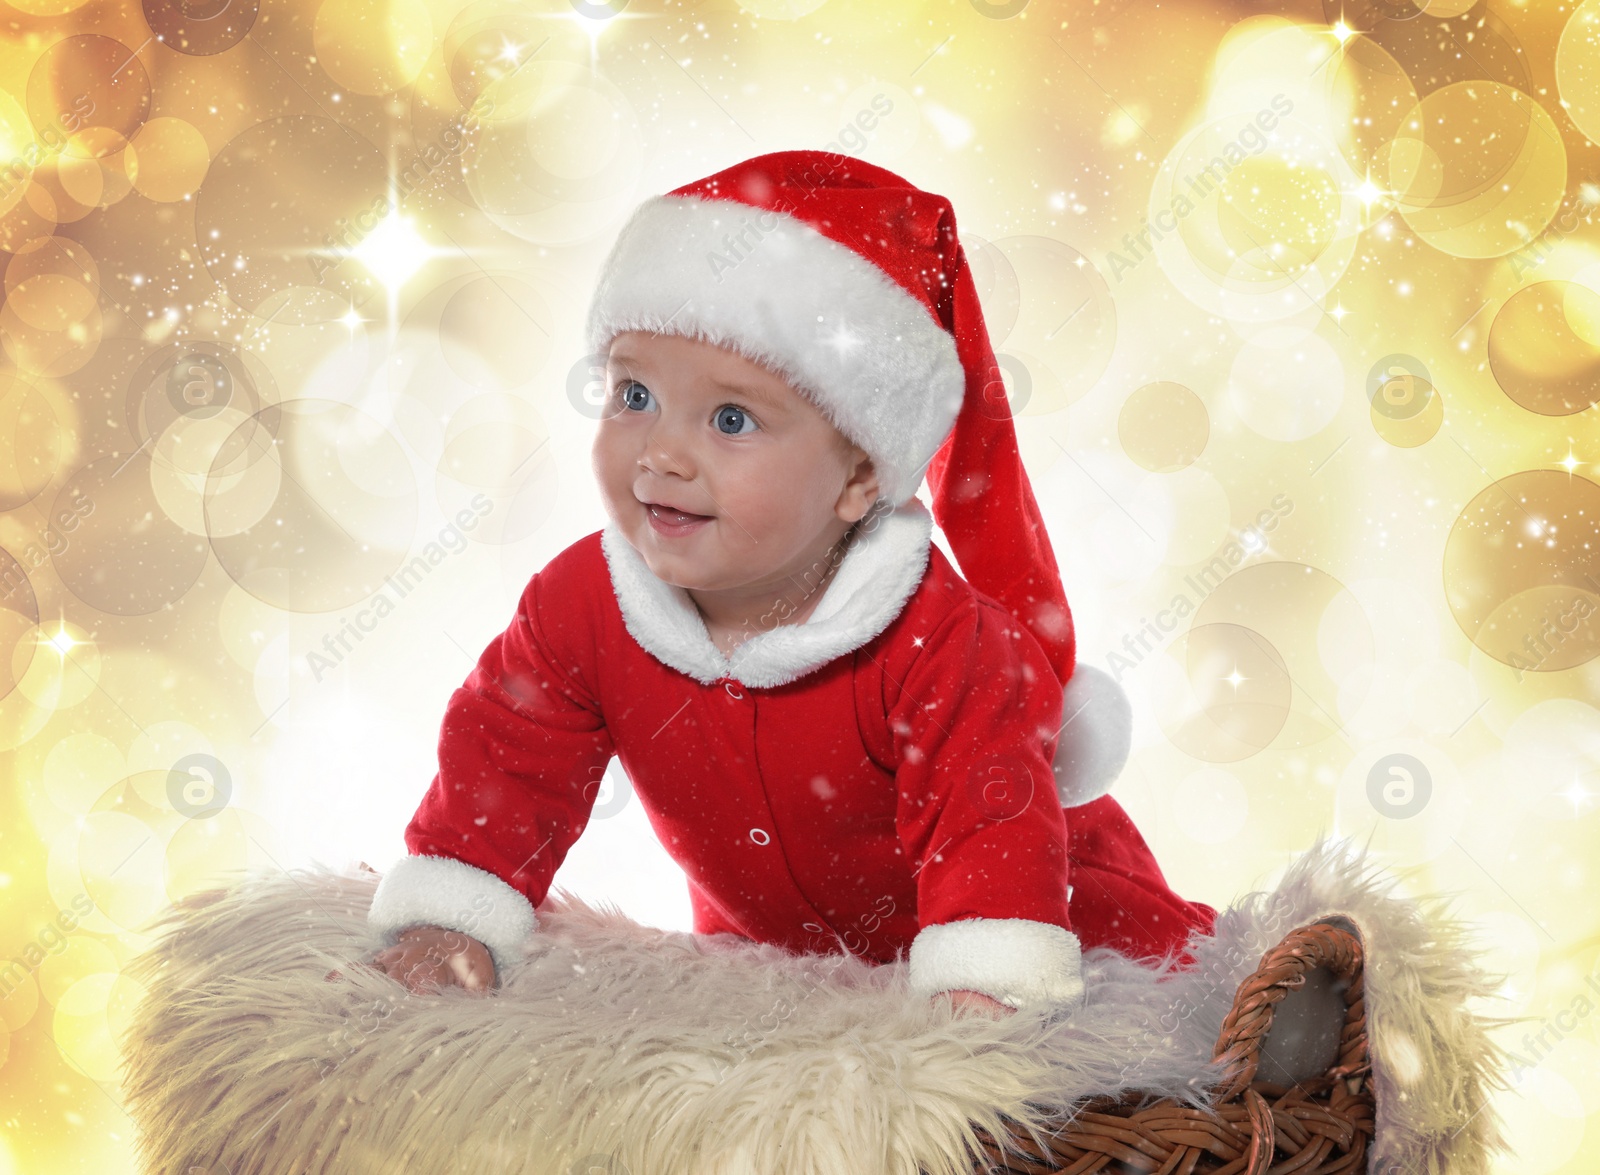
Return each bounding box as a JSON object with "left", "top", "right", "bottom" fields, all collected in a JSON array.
[{"left": 643, "top": 501, "right": 713, "bottom": 534}]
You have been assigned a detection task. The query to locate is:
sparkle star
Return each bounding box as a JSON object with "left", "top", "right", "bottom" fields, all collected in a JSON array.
[
  {"left": 1559, "top": 780, "right": 1593, "bottom": 814},
  {"left": 823, "top": 320, "right": 863, "bottom": 358}
]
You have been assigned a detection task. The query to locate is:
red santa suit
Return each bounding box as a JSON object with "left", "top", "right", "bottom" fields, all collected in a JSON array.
[
  {"left": 367, "top": 498, "right": 1217, "bottom": 1010},
  {"left": 367, "top": 149, "right": 1218, "bottom": 1011}
]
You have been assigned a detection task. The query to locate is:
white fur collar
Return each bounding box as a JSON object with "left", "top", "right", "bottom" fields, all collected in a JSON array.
[{"left": 599, "top": 500, "right": 933, "bottom": 689}]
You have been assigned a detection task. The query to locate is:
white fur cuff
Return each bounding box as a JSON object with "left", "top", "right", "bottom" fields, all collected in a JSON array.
[
  {"left": 907, "top": 917, "right": 1085, "bottom": 1012},
  {"left": 367, "top": 854, "right": 539, "bottom": 976},
  {"left": 1052, "top": 663, "right": 1133, "bottom": 808}
]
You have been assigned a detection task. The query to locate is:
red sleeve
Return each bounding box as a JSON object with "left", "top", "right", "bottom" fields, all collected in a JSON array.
[
  {"left": 890, "top": 596, "right": 1085, "bottom": 1011},
  {"left": 367, "top": 559, "right": 614, "bottom": 973}
]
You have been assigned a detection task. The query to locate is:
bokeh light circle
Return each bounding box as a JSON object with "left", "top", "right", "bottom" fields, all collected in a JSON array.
[
  {"left": 1557, "top": 1, "right": 1600, "bottom": 147},
  {"left": 27, "top": 36, "right": 152, "bottom": 156},
  {"left": 0, "top": 370, "right": 68, "bottom": 509},
  {"left": 204, "top": 399, "right": 419, "bottom": 612},
  {"left": 52, "top": 971, "right": 146, "bottom": 1081},
  {"left": 1443, "top": 470, "right": 1600, "bottom": 673},
  {"left": 1329, "top": 1, "right": 1532, "bottom": 97},
  {"left": 52, "top": 454, "right": 209, "bottom": 616},
  {"left": 314, "top": 0, "right": 435, "bottom": 96},
  {"left": 1326, "top": 34, "right": 1420, "bottom": 183},
  {"left": 126, "top": 338, "right": 280, "bottom": 458},
  {"left": 435, "top": 0, "right": 606, "bottom": 120},
  {"left": 1487, "top": 282, "right": 1600, "bottom": 416},
  {"left": 1387, "top": 82, "right": 1567, "bottom": 260},
  {"left": 1192, "top": 560, "right": 1375, "bottom": 750},
  {"left": 963, "top": 232, "right": 1021, "bottom": 343},
  {"left": 76, "top": 809, "right": 165, "bottom": 931},
  {"left": 1366, "top": 351, "right": 1444, "bottom": 446},
  {"left": 438, "top": 275, "right": 553, "bottom": 389},
  {"left": 126, "top": 117, "right": 212, "bottom": 201},
  {"left": 0, "top": 180, "right": 62, "bottom": 254},
  {"left": 0, "top": 271, "right": 103, "bottom": 376},
  {"left": 987, "top": 235, "right": 1115, "bottom": 412},
  {"left": 436, "top": 393, "right": 559, "bottom": 545},
  {"left": 1501, "top": 699, "right": 1600, "bottom": 824},
  {"left": 1150, "top": 111, "right": 1362, "bottom": 322},
  {"left": 1227, "top": 327, "right": 1345, "bottom": 441},
  {"left": 460, "top": 58, "right": 646, "bottom": 245},
  {"left": 0, "top": 548, "right": 41, "bottom": 703},
  {"left": 1150, "top": 621, "right": 1294, "bottom": 762},
  {"left": 1119, "top": 381, "right": 1210, "bottom": 471},
  {"left": 141, "top": 0, "right": 258, "bottom": 54},
  {"left": 195, "top": 116, "right": 385, "bottom": 321}
]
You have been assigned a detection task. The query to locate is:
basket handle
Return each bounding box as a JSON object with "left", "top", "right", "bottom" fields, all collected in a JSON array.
[{"left": 1208, "top": 919, "right": 1367, "bottom": 1102}]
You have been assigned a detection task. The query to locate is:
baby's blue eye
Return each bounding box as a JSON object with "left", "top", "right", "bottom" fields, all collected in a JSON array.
[
  {"left": 715, "top": 405, "right": 757, "bottom": 436},
  {"left": 616, "top": 380, "right": 654, "bottom": 412}
]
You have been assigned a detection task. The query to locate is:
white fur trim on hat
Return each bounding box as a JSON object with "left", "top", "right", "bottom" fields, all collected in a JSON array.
[
  {"left": 1052, "top": 663, "right": 1133, "bottom": 807},
  {"left": 367, "top": 853, "right": 538, "bottom": 977},
  {"left": 584, "top": 194, "right": 967, "bottom": 507},
  {"left": 908, "top": 917, "right": 1085, "bottom": 1012}
]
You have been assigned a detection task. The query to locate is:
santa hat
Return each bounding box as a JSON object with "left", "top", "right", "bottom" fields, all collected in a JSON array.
[{"left": 583, "top": 150, "right": 1131, "bottom": 807}]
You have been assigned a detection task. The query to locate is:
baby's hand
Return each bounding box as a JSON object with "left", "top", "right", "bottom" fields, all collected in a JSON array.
[
  {"left": 365, "top": 925, "right": 496, "bottom": 994},
  {"left": 938, "top": 989, "right": 1015, "bottom": 1017}
]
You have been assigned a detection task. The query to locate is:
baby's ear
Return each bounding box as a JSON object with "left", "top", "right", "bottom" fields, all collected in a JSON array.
[{"left": 839, "top": 447, "right": 880, "bottom": 521}]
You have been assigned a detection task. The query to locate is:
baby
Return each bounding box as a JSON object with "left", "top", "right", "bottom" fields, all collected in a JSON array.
[{"left": 360, "top": 150, "right": 1216, "bottom": 1018}]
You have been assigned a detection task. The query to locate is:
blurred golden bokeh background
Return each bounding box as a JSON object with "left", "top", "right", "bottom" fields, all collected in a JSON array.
[{"left": 0, "top": 0, "right": 1598, "bottom": 1170}]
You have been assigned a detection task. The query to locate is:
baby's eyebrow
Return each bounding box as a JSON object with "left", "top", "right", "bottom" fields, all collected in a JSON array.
[{"left": 707, "top": 375, "right": 788, "bottom": 408}]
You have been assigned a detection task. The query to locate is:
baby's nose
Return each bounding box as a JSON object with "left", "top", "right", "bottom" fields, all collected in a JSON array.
[{"left": 636, "top": 421, "right": 699, "bottom": 478}]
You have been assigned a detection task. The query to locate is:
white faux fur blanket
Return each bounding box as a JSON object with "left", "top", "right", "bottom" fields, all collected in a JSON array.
[{"left": 119, "top": 836, "right": 1510, "bottom": 1175}]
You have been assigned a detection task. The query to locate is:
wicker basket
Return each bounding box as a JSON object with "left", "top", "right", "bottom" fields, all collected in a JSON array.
[{"left": 964, "top": 919, "right": 1375, "bottom": 1174}]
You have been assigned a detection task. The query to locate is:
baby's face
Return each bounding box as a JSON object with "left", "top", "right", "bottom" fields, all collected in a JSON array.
[{"left": 592, "top": 330, "right": 878, "bottom": 595}]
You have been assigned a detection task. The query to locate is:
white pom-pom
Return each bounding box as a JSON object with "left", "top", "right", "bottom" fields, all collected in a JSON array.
[{"left": 1051, "top": 663, "right": 1133, "bottom": 807}]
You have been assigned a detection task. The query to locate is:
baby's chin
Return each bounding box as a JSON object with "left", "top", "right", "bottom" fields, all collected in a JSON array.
[
  {"left": 624, "top": 525, "right": 780, "bottom": 594},
  {"left": 630, "top": 540, "right": 748, "bottom": 592}
]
